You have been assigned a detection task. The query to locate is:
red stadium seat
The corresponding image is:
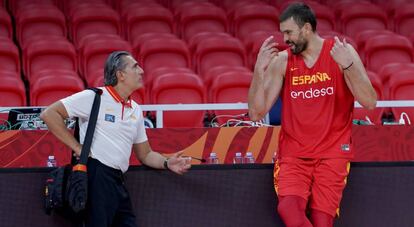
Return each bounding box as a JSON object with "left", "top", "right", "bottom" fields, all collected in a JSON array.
[
  {"left": 122, "top": 5, "right": 174, "bottom": 42},
  {"left": 151, "top": 73, "right": 206, "bottom": 127},
  {"left": 354, "top": 30, "right": 395, "bottom": 63},
  {"left": 0, "top": 70, "right": 20, "bottom": 78},
  {"left": 30, "top": 75, "right": 85, "bottom": 106},
  {"left": 394, "top": 4, "right": 414, "bottom": 38},
  {"left": 219, "top": 0, "right": 265, "bottom": 13},
  {"left": 407, "top": 33, "right": 414, "bottom": 48},
  {"left": 114, "top": 0, "right": 159, "bottom": 13},
  {"left": 139, "top": 37, "right": 191, "bottom": 75},
  {"left": 23, "top": 38, "right": 77, "bottom": 81},
  {"left": 225, "top": 1, "right": 270, "bottom": 34},
  {"left": 175, "top": 3, "right": 228, "bottom": 41},
  {"left": 119, "top": 2, "right": 164, "bottom": 18},
  {"left": 244, "top": 31, "right": 288, "bottom": 69},
  {"left": 194, "top": 36, "right": 247, "bottom": 77},
  {"left": 329, "top": 0, "right": 373, "bottom": 23},
  {"left": 15, "top": 5, "right": 66, "bottom": 47},
  {"left": 389, "top": 70, "right": 414, "bottom": 122},
  {"left": 62, "top": 0, "right": 108, "bottom": 17},
  {"left": 340, "top": 3, "right": 388, "bottom": 39},
  {"left": 319, "top": 31, "right": 357, "bottom": 50},
  {"left": 210, "top": 71, "right": 252, "bottom": 103},
  {"left": 131, "top": 88, "right": 146, "bottom": 105},
  {"left": 144, "top": 67, "right": 194, "bottom": 89},
  {"left": 232, "top": 4, "right": 279, "bottom": 41},
  {"left": 353, "top": 71, "right": 384, "bottom": 125},
  {"left": 308, "top": 3, "right": 336, "bottom": 31},
  {"left": 203, "top": 66, "right": 251, "bottom": 90},
  {"left": 69, "top": 4, "right": 121, "bottom": 47},
  {"left": 171, "top": 0, "right": 212, "bottom": 13},
  {"left": 0, "top": 39, "right": 20, "bottom": 75},
  {"left": 210, "top": 72, "right": 252, "bottom": 123},
  {"left": 79, "top": 38, "right": 132, "bottom": 82},
  {"left": 76, "top": 34, "right": 124, "bottom": 78},
  {"left": 0, "top": 77, "right": 26, "bottom": 107},
  {"left": 378, "top": 62, "right": 414, "bottom": 84},
  {"left": 364, "top": 34, "right": 414, "bottom": 73},
  {"left": 30, "top": 69, "right": 80, "bottom": 84},
  {"left": 8, "top": 0, "right": 57, "bottom": 16},
  {"left": 372, "top": 0, "right": 412, "bottom": 19},
  {"left": 327, "top": 0, "right": 370, "bottom": 8},
  {"left": 272, "top": 0, "right": 321, "bottom": 11},
  {"left": 187, "top": 32, "right": 233, "bottom": 56},
  {"left": 377, "top": 63, "right": 414, "bottom": 99},
  {"left": 87, "top": 69, "right": 103, "bottom": 87},
  {"left": 130, "top": 33, "right": 178, "bottom": 62},
  {"left": 76, "top": 34, "right": 122, "bottom": 52},
  {"left": 87, "top": 69, "right": 104, "bottom": 88},
  {"left": 28, "top": 70, "right": 81, "bottom": 96},
  {"left": 0, "top": 8, "right": 12, "bottom": 39}
]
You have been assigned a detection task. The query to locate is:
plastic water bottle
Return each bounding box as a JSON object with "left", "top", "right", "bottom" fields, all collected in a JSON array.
[
  {"left": 272, "top": 152, "right": 277, "bottom": 164},
  {"left": 233, "top": 152, "right": 244, "bottom": 164},
  {"left": 244, "top": 152, "right": 255, "bottom": 164},
  {"left": 47, "top": 155, "right": 57, "bottom": 167},
  {"left": 207, "top": 152, "right": 219, "bottom": 164}
]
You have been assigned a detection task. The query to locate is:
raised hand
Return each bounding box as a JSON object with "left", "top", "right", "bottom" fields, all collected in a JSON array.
[
  {"left": 255, "top": 36, "right": 279, "bottom": 72},
  {"left": 330, "top": 36, "right": 353, "bottom": 70},
  {"left": 166, "top": 151, "right": 191, "bottom": 175}
]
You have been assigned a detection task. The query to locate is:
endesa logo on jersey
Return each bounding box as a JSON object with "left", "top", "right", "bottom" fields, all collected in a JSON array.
[
  {"left": 291, "top": 87, "right": 334, "bottom": 99},
  {"left": 290, "top": 72, "right": 334, "bottom": 99}
]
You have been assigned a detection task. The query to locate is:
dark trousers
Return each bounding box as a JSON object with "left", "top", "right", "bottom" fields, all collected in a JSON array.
[{"left": 85, "top": 158, "right": 137, "bottom": 227}]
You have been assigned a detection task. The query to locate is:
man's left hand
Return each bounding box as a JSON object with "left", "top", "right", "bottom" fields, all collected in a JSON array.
[
  {"left": 330, "top": 36, "right": 353, "bottom": 70},
  {"left": 166, "top": 151, "right": 191, "bottom": 175}
]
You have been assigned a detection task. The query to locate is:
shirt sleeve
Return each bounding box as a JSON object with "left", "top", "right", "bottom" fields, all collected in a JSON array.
[
  {"left": 134, "top": 107, "right": 148, "bottom": 144},
  {"left": 60, "top": 90, "right": 95, "bottom": 119}
]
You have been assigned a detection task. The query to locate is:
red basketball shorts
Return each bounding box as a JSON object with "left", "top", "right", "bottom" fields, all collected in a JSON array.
[{"left": 274, "top": 157, "right": 350, "bottom": 217}]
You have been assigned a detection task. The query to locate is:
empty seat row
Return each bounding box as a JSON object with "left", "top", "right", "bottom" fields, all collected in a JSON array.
[
  {"left": 8, "top": 0, "right": 414, "bottom": 49},
  {"left": 0, "top": 69, "right": 251, "bottom": 127},
  {"left": 9, "top": 34, "right": 248, "bottom": 85},
  {"left": 148, "top": 71, "right": 251, "bottom": 127},
  {"left": 0, "top": 73, "right": 84, "bottom": 107},
  {"left": 7, "top": 2, "right": 278, "bottom": 48},
  {"left": 2, "top": 27, "right": 414, "bottom": 92},
  {"left": 3, "top": 63, "right": 414, "bottom": 127},
  {"left": 22, "top": 38, "right": 77, "bottom": 81},
  {"left": 15, "top": 4, "right": 66, "bottom": 47},
  {"left": 22, "top": 30, "right": 414, "bottom": 81}
]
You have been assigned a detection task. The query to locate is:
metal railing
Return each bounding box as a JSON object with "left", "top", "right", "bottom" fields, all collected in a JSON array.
[{"left": 1, "top": 100, "right": 414, "bottom": 128}]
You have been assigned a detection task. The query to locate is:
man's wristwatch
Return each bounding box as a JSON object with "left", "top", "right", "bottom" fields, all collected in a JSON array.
[{"left": 163, "top": 158, "right": 170, "bottom": 171}]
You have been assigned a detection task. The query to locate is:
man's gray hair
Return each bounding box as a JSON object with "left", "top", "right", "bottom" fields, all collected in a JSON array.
[{"left": 104, "top": 51, "right": 132, "bottom": 86}]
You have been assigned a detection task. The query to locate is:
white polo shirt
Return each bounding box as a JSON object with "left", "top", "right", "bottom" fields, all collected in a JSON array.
[{"left": 61, "top": 86, "right": 148, "bottom": 173}]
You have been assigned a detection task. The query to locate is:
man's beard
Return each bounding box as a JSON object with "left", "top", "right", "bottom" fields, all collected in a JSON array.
[{"left": 287, "top": 40, "right": 307, "bottom": 55}]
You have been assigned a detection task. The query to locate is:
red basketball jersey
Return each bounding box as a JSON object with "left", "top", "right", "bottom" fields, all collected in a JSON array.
[{"left": 279, "top": 39, "right": 354, "bottom": 159}]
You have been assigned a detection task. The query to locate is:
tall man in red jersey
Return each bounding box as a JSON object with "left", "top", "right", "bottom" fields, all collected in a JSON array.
[{"left": 248, "top": 3, "right": 377, "bottom": 227}]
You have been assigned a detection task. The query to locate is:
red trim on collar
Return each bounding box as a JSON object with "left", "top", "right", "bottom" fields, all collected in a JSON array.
[{"left": 105, "top": 86, "right": 132, "bottom": 108}]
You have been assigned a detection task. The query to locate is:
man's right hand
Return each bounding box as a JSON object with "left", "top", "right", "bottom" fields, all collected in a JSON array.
[
  {"left": 255, "top": 36, "right": 279, "bottom": 73},
  {"left": 74, "top": 144, "right": 82, "bottom": 157}
]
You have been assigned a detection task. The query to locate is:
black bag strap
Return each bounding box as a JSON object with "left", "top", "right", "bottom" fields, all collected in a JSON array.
[
  {"left": 78, "top": 88, "right": 102, "bottom": 165},
  {"left": 71, "top": 118, "right": 80, "bottom": 164}
]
